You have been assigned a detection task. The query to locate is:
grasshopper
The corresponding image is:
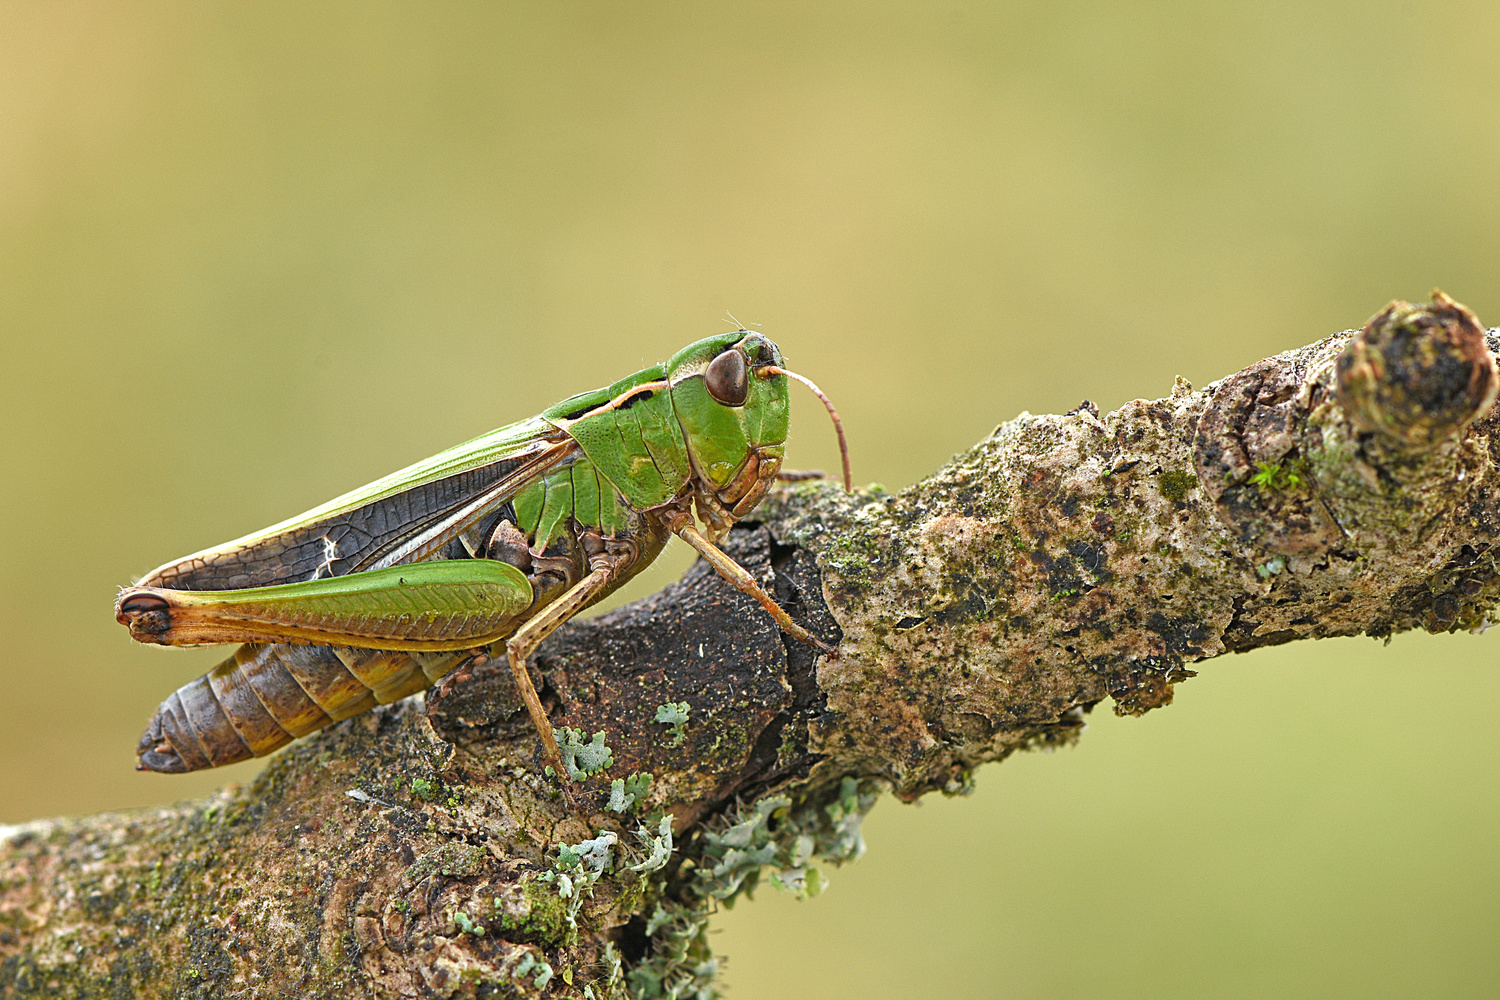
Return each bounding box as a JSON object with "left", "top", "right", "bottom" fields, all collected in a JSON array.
[{"left": 116, "top": 331, "right": 850, "bottom": 780}]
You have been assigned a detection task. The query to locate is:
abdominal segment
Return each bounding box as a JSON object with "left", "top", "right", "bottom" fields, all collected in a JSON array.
[{"left": 136, "top": 643, "right": 469, "bottom": 773}]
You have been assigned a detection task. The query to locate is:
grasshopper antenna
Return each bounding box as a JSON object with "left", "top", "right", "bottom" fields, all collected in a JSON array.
[{"left": 765, "top": 366, "right": 853, "bottom": 493}]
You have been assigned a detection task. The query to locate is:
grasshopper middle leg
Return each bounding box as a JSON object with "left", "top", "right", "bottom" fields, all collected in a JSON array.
[{"left": 502, "top": 558, "right": 621, "bottom": 780}]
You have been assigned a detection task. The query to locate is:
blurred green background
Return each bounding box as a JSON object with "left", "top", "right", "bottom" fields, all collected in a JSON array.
[{"left": 2, "top": 2, "right": 1497, "bottom": 996}]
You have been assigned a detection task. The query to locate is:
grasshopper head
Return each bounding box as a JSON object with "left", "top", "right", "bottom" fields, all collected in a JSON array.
[{"left": 667, "top": 331, "right": 791, "bottom": 523}]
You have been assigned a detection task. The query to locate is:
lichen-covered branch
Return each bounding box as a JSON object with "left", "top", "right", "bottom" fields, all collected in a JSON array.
[{"left": 2, "top": 293, "right": 1495, "bottom": 999}]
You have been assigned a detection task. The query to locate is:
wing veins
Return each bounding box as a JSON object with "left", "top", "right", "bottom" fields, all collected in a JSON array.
[{"left": 145, "top": 434, "right": 576, "bottom": 591}]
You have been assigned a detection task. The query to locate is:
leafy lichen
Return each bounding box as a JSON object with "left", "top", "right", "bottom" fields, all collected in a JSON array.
[
  {"left": 538, "top": 831, "right": 619, "bottom": 934},
  {"left": 554, "top": 728, "right": 615, "bottom": 780},
  {"left": 620, "top": 779, "right": 879, "bottom": 999},
  {"left": 653, "top": 703, "right": 690, "bottom": 747},
  {"left": 452, "top": 909, "right": 485, "bottom": 936},
  {"left": 694, "top": 778, "right": 876, "bottom": 904},
  {"left": 627, "top": 901, "right": 719, "bottom": 1000},
  {"left": 512, "top": 950, "right": 555, "bottom": 990},
  {"left": 607, "top": 772, "right": 654, "bottom": 813},
  {"left": 628, "top": 815, "right": 674, "bottom": 875}
]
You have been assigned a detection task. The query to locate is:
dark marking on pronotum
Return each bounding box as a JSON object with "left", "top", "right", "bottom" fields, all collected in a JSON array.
[{"left": 614, "top": 390, "right": 655, "bottom": 412}]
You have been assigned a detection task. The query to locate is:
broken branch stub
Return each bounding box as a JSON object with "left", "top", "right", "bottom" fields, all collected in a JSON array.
[{"left": 1336, "top": 290, "right": 1498, "bottom": 449}]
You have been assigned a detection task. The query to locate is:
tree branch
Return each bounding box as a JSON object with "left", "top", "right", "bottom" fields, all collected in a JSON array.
[{"left": 2, "top": 293, "right": 1495, "bottom": 999}]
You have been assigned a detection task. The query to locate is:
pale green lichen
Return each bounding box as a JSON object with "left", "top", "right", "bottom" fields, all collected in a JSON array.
[
  {"left": 538, "top": 831, "right": 618, "bottom": 932},
  {"left": 623, "top": 780, "right": 879, "bottom": 999},
  {"left": 696, "top": 777, "right": 877, "bottom": 904},
  {"left": 554, "top": 728, "right": 614, "bottom": 780},
  {"left": 1256, "top": 556, "right": 1286, "bottom": 579},
  {"left": 452, "top": 909, "right": 485, "bottom": 936},
  {"left": 512, "top": 950, "right": 555, "bottom": 990},
  {"left": 627, "top": 902, "right": 718, "bottom": 1000},
  {"left": 593, "top": 941, "right": 625, "bottom": 999},
  {"left": 628, "top": 815, "right": 674, "bottom": 875},
  {"left": 507, "top": 816, "right": 672, "bottom": 992},
  {"left": 607, "top": 772, "right": 654, "bottom": 813},
  {"left": 653, "top": 703, "right": 690, "bottom": 747}
]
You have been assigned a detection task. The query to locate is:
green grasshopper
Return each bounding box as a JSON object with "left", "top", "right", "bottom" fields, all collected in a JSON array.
[{"left": 116, "top": 331, "right": 850, "bottom": 781}]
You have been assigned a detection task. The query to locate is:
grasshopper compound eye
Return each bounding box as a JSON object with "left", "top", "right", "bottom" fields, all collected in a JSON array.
[{"left": 705, "top": 349, "right": 749, "bottom": 406}]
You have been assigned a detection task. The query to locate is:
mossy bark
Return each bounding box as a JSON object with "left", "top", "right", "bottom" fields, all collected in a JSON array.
[{"left": 3, "top": 294, "right": 1495, "bottom": 999}]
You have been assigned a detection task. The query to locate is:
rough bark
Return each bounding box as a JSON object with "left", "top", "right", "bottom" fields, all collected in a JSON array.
[{"left": 2, "top": 293, "right": 1496, "bottom": 999}]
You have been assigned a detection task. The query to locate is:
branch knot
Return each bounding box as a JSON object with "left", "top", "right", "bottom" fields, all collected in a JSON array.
[{"left": 1336, "top": 289, "right": 1498, "bottom": 449}]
